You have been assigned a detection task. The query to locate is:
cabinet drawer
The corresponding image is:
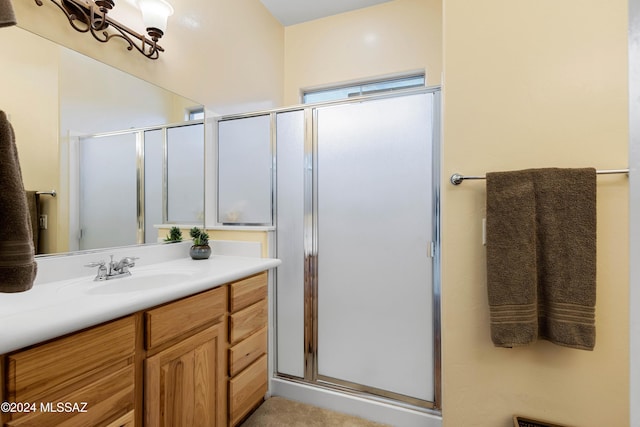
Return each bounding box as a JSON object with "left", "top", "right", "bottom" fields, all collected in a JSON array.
[
  {"left": 229, "top": 327, "right": 267, "bottom": 377},
  {"left": 105, "top": 410, "right": 135, "bottom": 427},
  {"left": 7, "top": 316, "right": 135, "bottom": 403},
  {"left": 229, "top": 354, "right": 268, "bottom": 426},
  {"left": 146, "top": 286, "right": 226, "bottom": 350},
  {"left": 7, "top": 364, "right": 134, "bottom": 426},
  {"left": 229, "top": 272, "right": 268, "bottom": 313},
  {"left": 229, "top": 299, "right": 268, "bottom": 345}
]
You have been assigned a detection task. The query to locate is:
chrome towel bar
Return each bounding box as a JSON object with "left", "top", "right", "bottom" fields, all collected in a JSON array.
[
  {"left": 36, "top": 190, "right": 56, "bottom": 197},
  {"left": 450, "top": 169, "right": 629, "bottom": 185}
]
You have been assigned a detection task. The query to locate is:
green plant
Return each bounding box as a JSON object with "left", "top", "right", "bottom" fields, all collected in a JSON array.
[
  {"left": 164, "top": 226, "right": 182, "bottom": 242},
  {"left": 189, "top": 227, "right": 209, "bottom": 246}
]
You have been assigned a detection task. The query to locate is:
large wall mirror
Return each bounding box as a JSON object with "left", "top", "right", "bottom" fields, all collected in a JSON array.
[{"left": 1, "top": 26, "right": 205, "bottom": 256}]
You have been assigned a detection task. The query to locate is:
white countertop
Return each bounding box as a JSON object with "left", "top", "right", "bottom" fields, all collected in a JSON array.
[{"left": 0, "top": 254, "right": 281, "bottom": 354}]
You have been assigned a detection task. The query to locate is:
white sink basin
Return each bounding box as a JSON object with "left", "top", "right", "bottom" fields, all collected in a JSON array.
[{"left": 58, "top": 269, "right": 196, "bottom": 295}]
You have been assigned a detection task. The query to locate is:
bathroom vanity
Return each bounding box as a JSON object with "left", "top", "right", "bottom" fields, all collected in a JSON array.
[{"left": 0, "top": 248, "right": 278, "bottom": 427}]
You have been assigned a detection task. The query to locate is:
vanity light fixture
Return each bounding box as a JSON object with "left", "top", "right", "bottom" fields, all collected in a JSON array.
[{"left": 34, "top": 0, "right": 174, "bottom": 60}]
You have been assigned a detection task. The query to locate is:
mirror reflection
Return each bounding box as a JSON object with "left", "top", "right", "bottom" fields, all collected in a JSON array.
[{"left": 1, "top": 26, "right": 205, "bottom": 256}]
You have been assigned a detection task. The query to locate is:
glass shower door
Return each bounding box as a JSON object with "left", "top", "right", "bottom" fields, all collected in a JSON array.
[
  {"left": 315, "top": 93, "right": 435, "bottom": 403},
  {"left": 167, "top": 123, "right": 205, "bottom": 223},
  {"left": 79, "top": 133, "right": 138, "bottom": 250}
]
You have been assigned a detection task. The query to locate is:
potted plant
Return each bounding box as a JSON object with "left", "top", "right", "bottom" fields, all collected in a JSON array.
[
  {"left": 164, "top": 226, "right": 182, "bottom": 243},
  {"left": 189, "top": 227, "right": 211, "bottom": 260}
]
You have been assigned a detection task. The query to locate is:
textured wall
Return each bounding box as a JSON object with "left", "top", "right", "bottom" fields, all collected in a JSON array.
[{"left": 441, "top": 1, "right": 629, "bottom": 425}]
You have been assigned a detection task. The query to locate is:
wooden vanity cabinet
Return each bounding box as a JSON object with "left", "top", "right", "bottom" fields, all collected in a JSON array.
[
  {"left": 3, "top": 315, "right": 137, "bottom": 427},
  {"left": 143, "top": 273, "right": 270, "bottom": 427},
  {"left": 144, "top": 286, "right": 227, "bottom": 427},
  {"left": 227, "top": 272, "right": 269, "bottom": 426},
  {"left": 0, "top": 270, "right": 271, "bottom": 427}
]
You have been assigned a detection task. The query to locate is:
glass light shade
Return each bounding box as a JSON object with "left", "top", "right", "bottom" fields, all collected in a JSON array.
[{"left": 136, "top": 0, "right": 174, "bottom": 33}]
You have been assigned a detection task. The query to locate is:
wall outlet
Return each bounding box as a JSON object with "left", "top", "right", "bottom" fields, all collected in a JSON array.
[{"left": 39, "top": 214, "right": 48, "bottom": 230}]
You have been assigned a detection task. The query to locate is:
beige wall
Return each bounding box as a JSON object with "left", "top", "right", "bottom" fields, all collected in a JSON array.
[
  {"left": 1, "top": 28, "right": 59, "bottom": 254},
  {"left": 207, "top": 230, "right": 270, "bottom": 258},
  {"left": 13, "top": 0, "right": 284, "bottom": 115},
  {"left": 283, "top": 0, "right": 442, "bottom": 105},
  {"left": 441, "top": 1, "right": 629, "bottom": 426}
]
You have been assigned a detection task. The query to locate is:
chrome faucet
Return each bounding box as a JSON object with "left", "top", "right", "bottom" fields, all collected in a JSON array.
[{"left": 85, "top": 255, "right": 139, "bottom": 281}]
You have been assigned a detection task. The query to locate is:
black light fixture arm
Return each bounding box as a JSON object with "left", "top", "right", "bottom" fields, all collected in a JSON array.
[{"left": 35, "top": 0, "right": 165, "bottom": 59}]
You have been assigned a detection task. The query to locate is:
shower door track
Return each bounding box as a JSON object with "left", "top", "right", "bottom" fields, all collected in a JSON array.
[{"left": 274, "top": 372, "right": 441, "bottom": 414}]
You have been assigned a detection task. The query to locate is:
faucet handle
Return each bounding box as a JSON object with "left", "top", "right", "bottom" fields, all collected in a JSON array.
[
  {"left": 114, "top": 256, "right": 139, "bottom": 274},
  {"left": 86, "top": 260, "right": 108, "bottom": 281},
  {"left": 121, "top": 256, "right": 139, "bottom": 265},
  {"left": 85, "top": 261, "right": 106, "bottom": 268}
]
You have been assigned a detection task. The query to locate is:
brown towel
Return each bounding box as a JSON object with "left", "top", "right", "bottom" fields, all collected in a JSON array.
[
  {"left": 535, "top": 168, "right": 597, "bottom": 350},
  {"left": 486, "top": 168, "right": 597, "bottom": 350},
  {"left": 486, "top": 170, "right": 538, "bottom": 347},
  {"left": 0, "top": 0, "right": 16, "bottom": 28},
  {"left": 0, "top": 111, "right": 37, "bottom": 292}
]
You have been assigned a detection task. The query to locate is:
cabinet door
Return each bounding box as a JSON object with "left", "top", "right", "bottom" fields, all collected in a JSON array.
[{"left": 145, "top": 324, "right": 225, "bottom": 427}]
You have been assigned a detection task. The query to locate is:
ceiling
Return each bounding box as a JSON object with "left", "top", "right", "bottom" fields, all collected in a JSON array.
[{"left": 259, "top": 0, "right": 393, "bottom": 26}]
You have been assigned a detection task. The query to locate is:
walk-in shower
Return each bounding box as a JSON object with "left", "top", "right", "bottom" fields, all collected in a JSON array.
[{"left": 216, "top": 87, "right": 441, "bottom": 423}]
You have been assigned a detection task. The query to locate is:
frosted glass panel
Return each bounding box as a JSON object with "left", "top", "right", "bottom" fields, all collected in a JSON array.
[
  {"left": 167, "top": 123, "right": 204, "bottom": 223},
  {"left": 79, "top": 134, "right": 137, "bottom": 250},
  {"left": 275, "top": 110, "right": 306, "bottom": 377},
  {"left": 316, "top": 94, "right": 434, "bottom": 401},
  {"left": 144, "top": 129, "right": 163, "bottom": 243},
  {"left": 218, "top": 115, "right": 272, "bottom": 224}
]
